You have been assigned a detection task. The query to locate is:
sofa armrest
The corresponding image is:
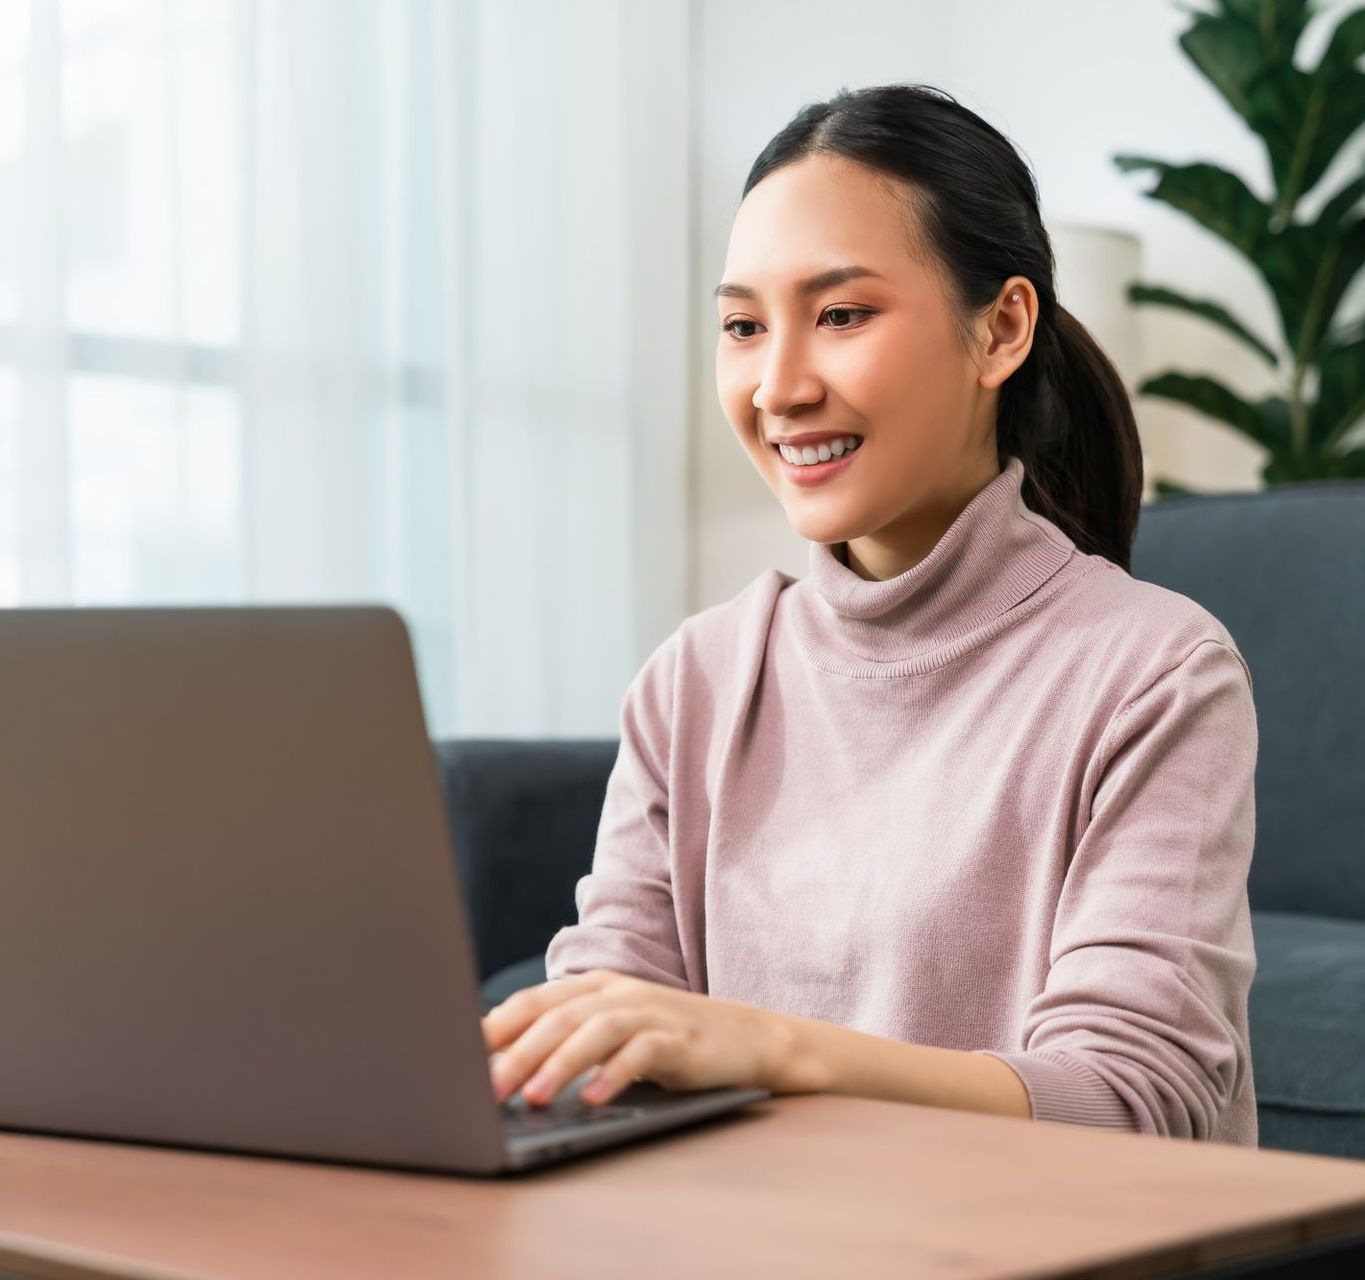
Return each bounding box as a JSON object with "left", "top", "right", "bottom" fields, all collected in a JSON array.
[{"left": 431, "top": 737, "right": 617, "bottom": 981}]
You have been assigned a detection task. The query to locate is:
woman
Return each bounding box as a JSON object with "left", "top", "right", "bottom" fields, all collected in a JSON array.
[{"left": 482, "top": 83, "right": 1258, "bottom": 1145}]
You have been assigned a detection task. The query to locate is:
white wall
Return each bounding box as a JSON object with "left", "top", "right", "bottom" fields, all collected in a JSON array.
[{"left": 688, "top": 0, "right": 1365, "bottom": 610}]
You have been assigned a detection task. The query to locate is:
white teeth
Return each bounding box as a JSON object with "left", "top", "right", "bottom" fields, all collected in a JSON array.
[{"left": 778, "top": 435, "right": 862, "bottom": 466}]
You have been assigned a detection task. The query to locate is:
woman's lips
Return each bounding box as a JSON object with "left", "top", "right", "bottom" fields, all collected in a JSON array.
[{"left": 772, "top": 441, "right": 862, "bottom": 487}]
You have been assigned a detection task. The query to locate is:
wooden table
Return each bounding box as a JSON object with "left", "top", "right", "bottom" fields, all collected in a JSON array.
[{"left": 1, "top": 1096, "right": 1364, "bottom": 1279}]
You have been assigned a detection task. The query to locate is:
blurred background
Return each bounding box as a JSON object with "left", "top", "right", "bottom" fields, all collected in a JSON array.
[{"left": 1, "top": 0, "right": 1361, "bottom": 739}]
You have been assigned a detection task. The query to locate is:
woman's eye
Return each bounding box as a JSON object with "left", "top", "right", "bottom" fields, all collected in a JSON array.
[
  {"left": 821, "top": 306, "right": 873, "bottom": 329},
  {"left": 721, "top": 319, "right": 760, "bottom": 339},
  {"left": 719, "top": 307, "right": 873, "bottom": 340}
]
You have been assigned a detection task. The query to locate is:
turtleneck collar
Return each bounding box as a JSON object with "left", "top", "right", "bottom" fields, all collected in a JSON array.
[{"left": 788, "top": 454, "right": 1082, "bottom": 678}]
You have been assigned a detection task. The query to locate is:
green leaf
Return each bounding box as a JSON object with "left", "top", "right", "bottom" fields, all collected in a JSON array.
[
  {"left": 1311, "top": 324, "right": 1365, "bottom": 449},
  {"left": 1258, "top": 213, "right": 1365, "bottom": 363},
  {"left": 1321, "top": 5, "right": 1365, "bottom": 69},
  {"left": 1216, "top": 0, "right": 1313, "bottom": 67},
  {"left": 1173, "top": 5, "right": 1363, "bottom": 228},
  {"left": 1262, "top": 446, "right": 1365, "bottom": 483},
  {"left": 1179, "top": 13, "right": 1268, "bottom": 122},
  {"left": 1126, "top": 282, "right": 1280, "bottom": 367},
  {"left": 1329, "top": 449, "right": 1365, "bottom": 478},
  {"left": 1113, "top": 155, "right": 1271, "bottom": 259},
  {"left": 1245, "top": 57, "right": 1365, "bottom": 220},
  {"left": 1261, "top": 449, "right": 1337, "bottom": 482},
  {"left": 1315, "top": 173, "right": 1365, "bottom": 234},
  {"left": 1136, "top": 371, "right": 1294, "bottom": 452},
  {"left": 1152, "top": 477, "right": 1197, "bottom": 498},
  {"left": 1258, "top": 393, "right": 1294, "bottom": 449},
  {"left": 1113, "top": 151, "right": 1365, "bottom": 369}
]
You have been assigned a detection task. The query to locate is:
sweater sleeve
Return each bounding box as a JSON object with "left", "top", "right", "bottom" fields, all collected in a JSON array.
[
  {"left": 973, "top": 637, "right": 1259, "bottom": 1139},
  {"left": 542, "top": 631, "right": 690, "bottom": 989}
]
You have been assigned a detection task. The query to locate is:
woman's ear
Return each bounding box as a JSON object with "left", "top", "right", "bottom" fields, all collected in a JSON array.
[{"left": 978, "top": 279, "right": 1035, "bottom": 390}]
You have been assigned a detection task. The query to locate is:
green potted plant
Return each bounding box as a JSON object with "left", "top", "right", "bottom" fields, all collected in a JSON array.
[{"left": 1114, "top": 0, "right": 1364, "bottom": 495}]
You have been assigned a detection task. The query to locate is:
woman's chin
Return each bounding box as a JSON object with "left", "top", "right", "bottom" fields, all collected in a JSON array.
[{"left": 785, "top": 511, "right": 866, "bottom": 546}]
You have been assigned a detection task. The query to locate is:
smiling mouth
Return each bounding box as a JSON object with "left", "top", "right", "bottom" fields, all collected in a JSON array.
[{"left": 772, "top": 435, "right": 865, "bottom": 467}]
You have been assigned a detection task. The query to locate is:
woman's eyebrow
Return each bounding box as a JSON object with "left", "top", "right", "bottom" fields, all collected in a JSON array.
[{"left": 712, "top": 264, "right": 885, "bottom": 301}]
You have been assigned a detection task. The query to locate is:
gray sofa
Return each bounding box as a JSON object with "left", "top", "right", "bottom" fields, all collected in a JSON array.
[{"left": 438, "top": 474, "right": 1365, "bottom": 1160}]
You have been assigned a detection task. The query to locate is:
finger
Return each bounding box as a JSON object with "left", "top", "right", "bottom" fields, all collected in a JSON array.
[
  {"left": 515, "top": 1009, "right": 652, "bottom": 1108},
  {"left": 482, "top": 975, "right": 600, "bottom": 1053},
  {"left": 495, "top": 1001, "right": 632, "bottom": 1105},
  {"left": 579, "top": 1033, "right": 667, "bottom": 1105},
  {"left": 489, "top": 992, "right": 611, "bottom": 1102}
]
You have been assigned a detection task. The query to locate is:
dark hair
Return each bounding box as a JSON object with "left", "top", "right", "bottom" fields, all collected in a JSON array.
[{"left": 741, "top": 83, "right": 1144, "bottom": 571}]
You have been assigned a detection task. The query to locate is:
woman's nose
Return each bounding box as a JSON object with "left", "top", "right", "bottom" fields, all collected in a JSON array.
[{"left": 752, "top": 340, "right": 823, "bottom": 419}]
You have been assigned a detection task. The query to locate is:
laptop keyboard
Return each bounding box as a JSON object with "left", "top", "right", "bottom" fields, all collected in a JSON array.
[{"left": 501, "top": 1097, "right": 647, "bottom": 1135}]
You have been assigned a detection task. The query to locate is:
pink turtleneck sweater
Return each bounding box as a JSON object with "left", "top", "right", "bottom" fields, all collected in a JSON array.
[{"left": 544, "top": 455, "right": 1259, "bottom": 1145}]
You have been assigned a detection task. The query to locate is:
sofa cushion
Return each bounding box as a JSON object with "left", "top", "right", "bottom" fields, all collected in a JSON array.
[
  {"left": 1257, "top": 1106, "right": 1365, "bottom": 1160},
  {"left": 1250, "top": 911, "right": 1365, "bottom": 1119},
  {"left": 479, "top": 954, "right": 548, "bottom": 1014},
  {"left": 1131, "top": 482, "right": 1365, "bottom": 921},
  {"left": 432, "top": 738, "right": 614, "bottom": 982}
]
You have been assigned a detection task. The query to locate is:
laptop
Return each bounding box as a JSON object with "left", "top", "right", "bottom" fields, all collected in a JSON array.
[{"left": 0, "top": 605, "right": 770, "bottom": 1175}]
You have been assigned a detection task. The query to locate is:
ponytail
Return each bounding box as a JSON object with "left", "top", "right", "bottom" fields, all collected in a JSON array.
[{"left": 998, "top": 305, "right": 1144, "bottom": 570}]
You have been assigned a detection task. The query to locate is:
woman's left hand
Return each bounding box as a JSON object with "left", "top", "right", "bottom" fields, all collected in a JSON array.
[{"left": 482, "top": 968, "right": 791, "bottom": 1108}]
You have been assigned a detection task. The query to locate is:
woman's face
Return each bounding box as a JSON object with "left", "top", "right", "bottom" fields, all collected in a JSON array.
[{"left": 714, "top": 152, "right": 1033, "bottom": 578}]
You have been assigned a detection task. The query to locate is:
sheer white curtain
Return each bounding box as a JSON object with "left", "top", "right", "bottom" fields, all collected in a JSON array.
[{"left": 0, "top": 0, "right": 691, "bottom": 738}]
